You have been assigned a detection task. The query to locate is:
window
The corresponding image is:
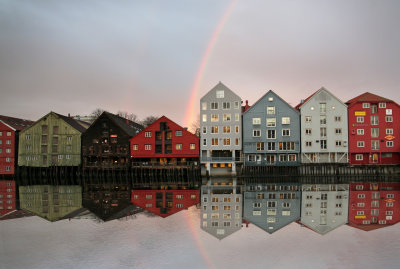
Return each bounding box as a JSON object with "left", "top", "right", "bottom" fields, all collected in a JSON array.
[
  {"left": 268, "top": 97, "right": 274, "bottom": 101},
  {"left": 267, "top": 106, "right": 275, "bottom": 115},
  {"left": 26, "top": 145, "right": 31, "bottom": 150},
  {"left": 235, "top": 114, "right": 239, "bottom": 121},
  {"left": 253, "top": 202, "right": 262, "bottom": 208},
  {"left": 267, "top": 118, "right": 276, "bottom": 127},
  {"left": 305, "top": 129, "right": 312, "bottom": 135},
  {"left": 356, "top": 116, "right": 364, "bottom": 123},
  {"left": 267, "top": 142, "right": 275, "bottom": 151},
  {"left": 371, "top": 209, "right": 379, "bottom": 216},
  {"left": 282, "top": 202, "right": 290, "bottom": 208},
  {"left": 190, "top": 144, "right": 195, "bottom": 150},
  {"left": 371, "top": 200, "right": 379, "bottom": 207},
  {"left": 386, "top": 116, "right": 393, "bottom": 122},
  {"left": 234, "top": 101, "right": 240, "bottom": 109},
  {"left": 223, "top": 114, "right": 231, "bottom": 121},
  {"left": 379, "top": 102, "right": 386, "bottom": 108},
  {"left": 387, "top": 202, "right": 394, "bottom": 207},
  {"left": 202, "top": 114, "right": 207, "bottom": 122},
  {"left": 387, "top": 141, "right": 394, "bottom": 147},
  {"left": 334, "top": 116, "right": 341, "bottom": 122},
  {"left": 357, "top": 211, "right": 365, "bottom": 215},
  {"left": 320, "top": 103, "right": 326, "bottom": 113},
  {"left": 203, "top": 139, "right": 206, "bottom": 146},
  {"left": 358, "top": 194, "right": 365, "bottom": 199},
  {"left": 267, "top": 209, "right": 277, "bottom": 215},
  {"left": 211, "top": 138, "right": 218, "bottom": 146},
  {"left": 282, "top": 117, "right": 290, "bottom": 125},
  {"left": 305, "top": 116, "right": 312, "bottom": 123},
  {"left": 266, "top": 155, "right": 276, "bottom": 164},
  {"left": 133, "top": 144, "right": 138, "bottom": 151},
  {"left": 252, "top": 118, "right": 261, "bottom": 125},
  {"left": 336, "top": 141, "right": 342, "bottom": 147},
  {"left": 145, "top": 131, "right": 152, "bottom": 137},
  {"left": 267, "top": 201, "right": 276, "bottom": 207},
  {"left": 387, "top": 194, "right": 394, "bottom": 198},
  {"left": 320, "top": 140, "right": 327, "bottom": 149},
  {"left": 6, "top": 140, "right": 11, "bottom": 145},
  {"left": 320, "top": 128, "right": 327, "bottom": 137},
  {"left": 256, "top": 142, "right": 264, "bottom": 151},
  {"left": 175, "top": 144, "right": 182, "bottom": 150},
  {"left": 282, "top": 129, "right": 290, "bottom": 136},
  {"left": 386, "top": 128, "right": 393, "bottom": 135},
  {"left": 223, "top": 102, "right": 230, "bottom": 109},
  {"left": 175, "top": 130, "right": 182, "bottom": 136},
  {"left": 253, "top": 129, "right": 261, "bottom": 137},
  {"left": 357, "top": 129, "right": 364, "bottom": 135},
  {"left": 357, "top": 141, "right": 365, "bottom": 147},
  {"left": 212, "top": 205, "right": 219, "bottom": 211},
  {"left": 356, "top": 154, "right": 363, "bottom": 160},
  {"left": 335, "top": 128, "right": 342, "bottom": 134},
  {"left": 211, "top": 126, "right": 219, "bottom": 134},
  {"left": 235, "top": 138, "right": 239, "bottom": 145},
  {"left": 371, "top": 115, "right": 379, "bottom": 125},
  {"left": 201, "top": 102, "right": 207, "bottom": 110},
  {"left": 6, "top": 148, "right": 11, "bottom": 153},
  {"left": 211, "top": 102, "right": 218, "bottom": 110},
  {"left": 211, "top": 114, "right": 219, "bottom": 122},
  {"left": 371, "top": 104, "right": 378, "bottom": 114},
  {"left": 305, "top": 141, "right": 312, "bottom": 147},
  {"left": 279, "top": 142, "right": 295, "bottom": 151},
  {"left": 362, "top": 103, "right": 370, "bottom": 108},
  {"left": 223, "top": 126, "right": 230, "bottom": 133},
  {"left": 25, "top": 134, "right": 31, "bottom": 140},
  {"left": 216, "top": 90, "right": 224, "bottom": 98},
  {"left": 267, "top": 130, "right": 276, "bottom": 139},
  {"left": 371, "top": 140, "right": 380, "bottom": 150},
  {"left": 145, "top": 144, "right": 152, "bottom": 150},
  {"left": 223, "top": 138, "right": 230, "bottom": 146},
  {"left": 66, "top": 155, "right": 70, "bottom": 160},
  {"left": 145, "top": 195, "right": 152, "bottom": 199},
  {"left": 202, "top": 126, "right": 207, "bottom": 134},
  {"left": 320, "top": 116, "right": 326, "bottom": 125}
]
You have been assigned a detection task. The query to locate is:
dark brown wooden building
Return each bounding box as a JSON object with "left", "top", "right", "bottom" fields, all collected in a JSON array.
[{"left": 82, "top": 112, "right": 143, "bottom": 169}]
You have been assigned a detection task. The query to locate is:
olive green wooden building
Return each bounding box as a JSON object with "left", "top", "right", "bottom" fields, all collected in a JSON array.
[
  {"left": 19, "top": 185, "right": 82, "bottom": 222},
  {"left": 18, "top": 112, "right": 89, "bottom": 167}
]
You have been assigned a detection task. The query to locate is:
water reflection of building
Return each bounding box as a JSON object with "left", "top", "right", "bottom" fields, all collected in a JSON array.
[
  {"left": 19, "top": 185, "right": 82, "bottom": 221},
  {"left": 243, "top": 183, "right": 300, "bottom": 233},
  {"left": 131, "top": 187, "right": 200, "bottom": 218},
  {"left": 0, "top": 180, "right": 16, "bottom": 217},
  {"left": 300, "top": 184, "right": 349, "bottom": 235},
  {"left": 83, "top": 183, "right": 141, "bottom": 221},
  {"left": 348, "top": 182, "right": 400, "bottom": 231},
  {"left": 201, "top": 180, "right": 243, "bottom": 239}
]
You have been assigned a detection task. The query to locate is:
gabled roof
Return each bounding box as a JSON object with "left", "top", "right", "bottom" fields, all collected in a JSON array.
[
  {"left": 347, "top": 223, "right": 393, "bottom": 232},
  {"left": 139, "top": 115, "right": 198, "bottom": 137},
  {"left": 0, "top": 115, "right": 34, "bottom": 131},
  {"left": 200, "top": 81, "right": 242, "bottom": 101},
  {"left": 98, "top": 111, "right": 144, "bottom": 137},
  {"left": 243, "top": 90, "right": 299, "bottom": 115},
  {"left": 54, "top": 112, "right": 88, "bottom": 133},
  {"left": 295, "top": 87, "right": 347, "bottom": 110},
  {"left": 346, "top": 92, "right": 394, "bottom": 105}
]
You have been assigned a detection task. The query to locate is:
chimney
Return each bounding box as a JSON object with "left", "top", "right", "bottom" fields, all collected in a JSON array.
[{"left": 300, "top": 99, "right": 305, "bottom": 104}]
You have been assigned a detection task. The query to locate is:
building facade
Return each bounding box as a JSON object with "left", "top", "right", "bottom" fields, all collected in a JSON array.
[
  {"left": 243, "top": 90, "right": 300, "bottom": 166},
  {"left": 18, "top": 112, "right": 88, "bottom": 167},
  {"left": 200, "top": 82, "right": 242, "bottom": 175},
  {"left": 200, "top": 181, "right": 242, "bottom": 239},
  {"left": 0, "top": 115, "right": 33, "bottom": 175},
  {"left": 346, "top": 92, "right": 400, "bottom": 164},
  {"left": 243, "top": 183, "right": 300, "bottom": 233},
  {"left": 19, "top": 185, "right": 82, "bottom": 221},
  {"left": 131, "top": 189, "right": 200, "bottom": 217},
  {"left": 348, "top": 182, "right": 400, "bottom": 231},
  {"left": 296, "top": 88, "right": 348, "bottom": 163},
  {"left": 300, "top": 184, "right": 349, "bottom": 235},
  {"left": 82, "top": 111, "right": 143, "bottom": 169},
  {"left": 130, "top": 116, "right": 199, "bottom": 166}
]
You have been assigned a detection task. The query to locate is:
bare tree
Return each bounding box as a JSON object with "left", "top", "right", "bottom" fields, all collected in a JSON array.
[
  {"left": 117, "top": 111, "right": 138, "bottom": 122},
  {"left": 190, "top": 115, "right": 200, "bottom": 136},
  {"left": 90, "top": 108, "right": 105, "bottom": 119},
  {"left": 140, "top": 115, "right": 159, "bottom": 127}
]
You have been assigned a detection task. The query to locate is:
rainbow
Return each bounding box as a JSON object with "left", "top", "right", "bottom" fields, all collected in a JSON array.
[{"left": 184, "top": 0, "right": 238, "bottom": 129}]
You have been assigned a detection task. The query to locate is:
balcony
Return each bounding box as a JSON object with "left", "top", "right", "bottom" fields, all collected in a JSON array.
[{"left": 201, "top": 156, "right": 243, "bottom": 162}]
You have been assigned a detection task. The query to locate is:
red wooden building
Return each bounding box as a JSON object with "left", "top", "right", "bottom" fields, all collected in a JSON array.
[
  {"left": 0, "top": 180, "right": 16, "bottom": 217},
  {"left": 0, "top": 115, "right": 33, "bottom": 175},
  {"left": 346, "top": 92, "right": 400, "bottom": 164},
  {"left": 348, "top": 182, "right": 400, "bottom": 231},
  {"left": 131, "top": 189, "right": 200, "bottom": 217},
  {"left": 130, "top": 116, "right": 199, "bottom": 166}
]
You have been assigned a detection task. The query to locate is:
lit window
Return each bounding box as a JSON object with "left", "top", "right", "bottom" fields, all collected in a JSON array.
[
  {"left": 175, "top": 144, "right": 182, "bottom": 150},
  {"left": 267, "top": 106, "right": 275, "bottom": 115},
  {"left": 216, "top": 90, "right": 224, "bottom": 98},
  {"left": 266, "top": 118, "right": 276, "bottom": 127},
  {"left": 223, "top": 126, "right": 231, "bottom": 133},
  {"left": 211, "top": 138, "right": 218, "bottom": 146},
  {"left": 223, "top": 114, "right": 231, "bottom": 121},
  {"left": 202, "top": 115, "right": 207, "bottom": 122},
  {"left": 211, "top": 114, "right": 219, "bottom": 122},
  {"left": 145, "top": 144, "right": 152, "bottom": 150},
  {"left": 253, "top": 118, "right": 261, "bottom": 125},
  {"left": 201, "top": 102, "right": 207, "bottom": 110},
  {"left": 145, "top": 132, "right": 152, "bottom": 137},
  {"left": 133, "top": 144, "right": 138, "bottom": 150},
  {"left": 282, "top": 117, "right": 290, "bottom": 125},
  {"left": 190, "top": 144, "right": 195, "bottom": 150},
  {"left": 371, "top": 140, "right": 380, "bottom": 150},
  {"left": 223, "top": 138, "right": 230, "bottom": 146}
]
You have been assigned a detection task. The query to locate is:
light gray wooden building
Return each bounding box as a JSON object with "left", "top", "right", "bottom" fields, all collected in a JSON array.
[
  {"left": 200, "top": 82, "right": 242, "bottom": 175},
  {"left": 300, "top": 184, "right": 349, "bottom": 235},
  {"left": 200, "top": 180, "right": 242, "bottom": 239},
  {"left": 243, "top": 90, "right": 300, "bottom": 166},
  {"left": 243, "top": 183, "right": 301, "bottom": 233},
  {"left": 296, "top": 87, "right": 348, "bottom": 163}
]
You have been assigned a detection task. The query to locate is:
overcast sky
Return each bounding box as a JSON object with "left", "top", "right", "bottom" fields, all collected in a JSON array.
[{"left": 1, "top": 0, "right": 400, "bottom": 126}]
